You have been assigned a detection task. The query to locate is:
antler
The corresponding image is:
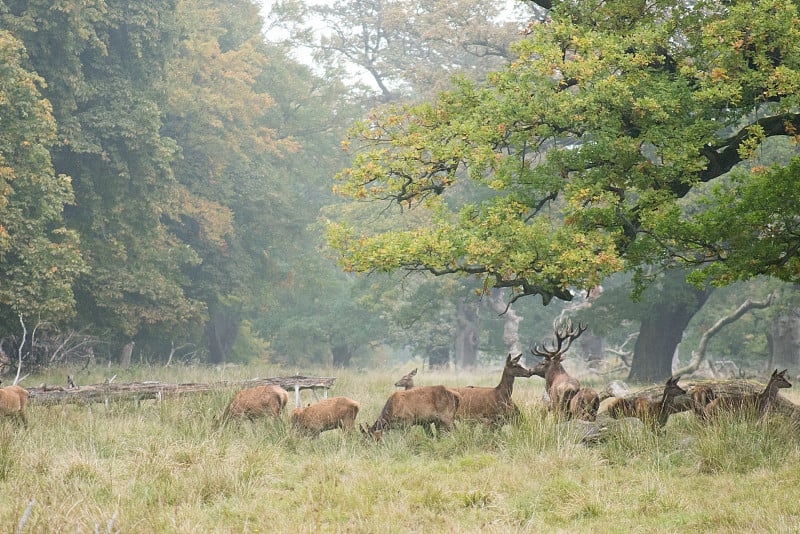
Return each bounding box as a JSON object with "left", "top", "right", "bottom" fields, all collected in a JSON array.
[{"left": 531, "top": 318, "right": 587, "bottom": 359}]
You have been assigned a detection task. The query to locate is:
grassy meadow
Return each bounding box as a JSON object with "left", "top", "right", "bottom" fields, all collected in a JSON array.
[{"left": 3, "top": 363, "right": 800, "bottom": 533}]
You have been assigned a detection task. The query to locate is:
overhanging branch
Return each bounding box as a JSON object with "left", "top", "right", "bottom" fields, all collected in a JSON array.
[{"left": 699, "top": 112, "right": 800, "bottom": 187}]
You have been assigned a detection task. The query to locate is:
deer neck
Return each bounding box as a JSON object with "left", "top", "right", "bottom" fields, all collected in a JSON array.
[
  {"left": 497, "top": 366, "right": 516, "bottom": 401},
  {"left": 758, "top": 379, "right": 780, "bottom": 407},
  {"left": 658, "top": 391, "right": 671, "bottom": 415},
  {"left": 545, "top": 363, "right": 566, "bottom": 389},
  {"left": 656, "top": 389, "right": 679, "bottom": 426}
]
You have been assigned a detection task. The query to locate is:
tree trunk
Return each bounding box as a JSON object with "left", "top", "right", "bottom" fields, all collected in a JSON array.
[
  {"left": 771, "top": 304, "right": 800, "bottom": 374},
  {"left": 204, "top": 309, "right": 240, "bottom": 364},
  {"left": 331, "top": 345, "right": 352, "bottom": 368},
  {"left": 427, "top": 345, "right": 450, "bottom": 369},
  {"left": 118, "top": 341, "right": 134, "bottom": 369},
  {"left": 455, "top": 298, "right": 479, "bottom": 368},
  {"left": 628, "top": 283, "right": 710, "bottom": 383}
]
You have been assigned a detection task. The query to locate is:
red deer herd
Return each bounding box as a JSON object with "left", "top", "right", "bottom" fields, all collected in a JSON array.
[{"left": 0, "top": 321, "right": 794, "bottom": 438}]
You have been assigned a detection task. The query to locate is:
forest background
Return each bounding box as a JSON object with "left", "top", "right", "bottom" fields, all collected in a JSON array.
[{"left": 1, "top": 0, "right": 799, "bottom": 384}]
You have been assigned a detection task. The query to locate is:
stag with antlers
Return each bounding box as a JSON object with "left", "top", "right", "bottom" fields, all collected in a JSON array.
[{"left": 531, "top": 319, "right": 597, "bottom": 420}]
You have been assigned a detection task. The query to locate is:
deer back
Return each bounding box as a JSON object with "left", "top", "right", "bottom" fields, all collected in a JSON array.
[
  {"left": 370, "top": 385, "right": 460, "bottom": 432},
  {"left": 0, "top": 386, "right": 28, "bottom": 426},
  {"left": 224, "top": 385, "right": 289, "bottom": 419},
  {"left": 0, "top": 387, "right": 24, "bottom": 414},
  {"left": 291, "top": 396, "right": 360, "bottom": 435}
]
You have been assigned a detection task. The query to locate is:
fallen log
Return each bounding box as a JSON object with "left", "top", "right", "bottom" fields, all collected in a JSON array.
[{"left": 26, "top": 375, "right": 336, "bottom": 408}]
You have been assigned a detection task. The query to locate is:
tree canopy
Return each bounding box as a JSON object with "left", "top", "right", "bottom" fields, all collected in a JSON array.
[
  {"left": 0, "top": 30, "right": 84, "bottom": 323},
  {"left": 327, "top": 0, "right": 800, "bottom": 306}
]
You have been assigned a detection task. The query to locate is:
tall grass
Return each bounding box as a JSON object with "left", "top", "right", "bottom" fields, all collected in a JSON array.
[{"left": 2, "top": 364, "right": 800, "bottom": 532}]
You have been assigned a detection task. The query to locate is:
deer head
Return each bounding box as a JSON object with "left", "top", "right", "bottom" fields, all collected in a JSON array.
[
  {"left": 531, "top": 319, "right": 587, "bottom": 361},
  {"left": 505, "top": 354, "right": 532, "bottom": 378},
  {"left": 665, "top": 375, "right": 686, "bottom": 395},
  {"left": 769, "top": 369, "right": 792, "bottom": 390},
  {"left": 359, "top": 421, "right": 382, "bottom": 441},
  {"left": 394, "top": 368, "right": 417, "bottom": 390},
  {"left": 530, "top": 319, "right": 587, "bottom": 376}
]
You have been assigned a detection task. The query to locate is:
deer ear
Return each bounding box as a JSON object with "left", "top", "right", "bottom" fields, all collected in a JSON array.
[
  {"left": 511, "top": 354, "right": 522, "bottom": 363},
  {"left": 410, "top": 368, "right": 418, "bottom": 376}
]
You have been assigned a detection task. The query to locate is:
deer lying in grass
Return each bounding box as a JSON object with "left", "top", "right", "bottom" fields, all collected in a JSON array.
[
  {"left": 291, "top": 397, "right": 360, "bottom": 438},
  {"left": 690, "top": 384, "right": 716, "bottom": 419},
  {"left": 608, "top": 376, "right": 686, "bottom": 430},
  {"left": 450, "top": 354, "right": 533, "bottom": 424},
  {"left": 395, "top": 368, "right": 417, "bottom": 390},
  {"left": 220, "top": 384, "right": 289, "bottom": 424},
  {"left": 569, "top": 387, "right": 601, "bottom": 422},
  {"left": 360, "top": 385, "right": 460, "bottom": 441},
  {"left": 704, "top": 369, "right": 792, "bottom": 421},
  {"left": 531, "top": 319, "right": 597, "bottom": 420},
  {"left": 0, "top": 385, "right": 29, "bottom": 427}
]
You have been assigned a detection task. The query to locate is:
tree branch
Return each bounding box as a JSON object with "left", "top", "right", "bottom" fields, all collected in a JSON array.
[
  {"left": 15, "top": 314, "right": 26, "bottom": 386},
  {"left": 697, "top": 112, "right": 800, "bottom": 188},
  {"left": 673, "top": 293, "right": 775, "bottom": 377}
]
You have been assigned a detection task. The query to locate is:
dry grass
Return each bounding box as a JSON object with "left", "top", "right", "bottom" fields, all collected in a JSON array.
[{"left": 2, "top": 363, "right": 800, "bottom": 533}]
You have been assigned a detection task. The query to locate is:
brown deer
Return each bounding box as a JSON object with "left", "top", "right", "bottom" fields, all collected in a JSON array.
[
  {"left": 360, "top": 385, "right": 460, "bottom": 441},
  {"left": 690, "top": 384, "right": 716, "bottom": 419},
  {"left": 220, "top": 384, "right": 289, "bottom": 424},
  {"left": 290, "top": 397, "right": 360, "bottom": 438},
  {"left": 606, "top": 397, "right": 634, "bottom": 419},
  {"left": 450, "top": 354, "right": 533, "bottom": 424},
  {"left": 609, "top": 376, "right": 686, "bottom": 430},
  {"left": 394, "top": 368, "right": 417, "bottom": 390},
  {"left": 531, "top": 319, "right": 592, "bottom": 419},
  {"left": 704, "top": 369, "right": 792, "bottom": 421},
  {"left": 0, "top": 385, "right": 29, "bottom": 427},
  {"left": 569, "top": 387, "right": 601, "bottom": 422}
]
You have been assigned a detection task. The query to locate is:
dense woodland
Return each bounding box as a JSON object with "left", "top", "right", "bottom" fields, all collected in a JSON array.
[{"left": 1, "top": 0, "right": 799, "bottom": 382}]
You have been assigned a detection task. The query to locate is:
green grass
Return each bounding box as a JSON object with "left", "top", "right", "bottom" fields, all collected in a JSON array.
[{"left": 4, "top": 364, "right": 800, "bottom": 532}]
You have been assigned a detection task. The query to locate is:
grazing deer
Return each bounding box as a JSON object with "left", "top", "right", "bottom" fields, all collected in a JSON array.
[
  {"left": 704, "top": 369, "right": 792, "bottom": 421},
  {"left": 531, "top": 319, "right": 590, "bottom": 419},
  {"left": 395, "top": 368, "right": 417, "bottom": 390},
  {"left": 220, "top": 385, "right": 289, "bottom": 424},
  {"left": 290, "top": 397, "right": 360, "bottom": 438},
  {"left": 0, "top": 385, "right": 29, "bottom": 427},
  {"left": 450, "top": 354, "right": 533, "bottom": 424},
  {"left": 360, "top": 385, "right": 460, "bottom": 441},
  {"left": 610, "top": 376, "right": 686, "bottom": 430}
]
